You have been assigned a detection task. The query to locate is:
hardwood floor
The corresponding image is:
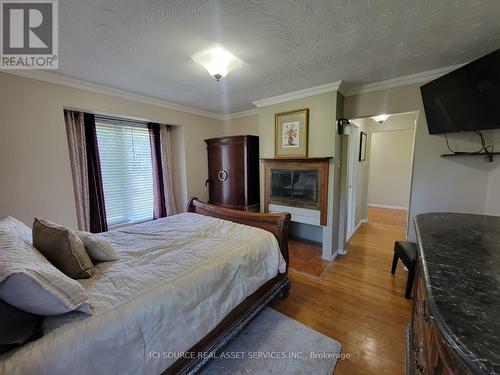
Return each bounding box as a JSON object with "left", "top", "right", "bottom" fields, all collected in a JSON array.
[
  {"left": 368, "top": 206, "right": 408, "bottom": 227},
  {"left": 272, "top": 209, "right": 412, "bottom": 375},
  {"left": 288, "top": 237, "right": 333, "bottom": 279}
]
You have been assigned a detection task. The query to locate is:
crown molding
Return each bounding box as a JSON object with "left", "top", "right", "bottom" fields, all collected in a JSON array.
[
  {"left": 3, "top": 64, "right": 467, "bottom": 119},
  {"left": 252, "top": 81, "right": 343, "bottom": 108},
  {"left": 3, "top": 70, "right": 225, "bottom": 120},
  {"left": 344, "top": 64, "right": 465, "bottom": 97},
  {"left": 222, "top": 108, "right": 259, "bottom": 120}
]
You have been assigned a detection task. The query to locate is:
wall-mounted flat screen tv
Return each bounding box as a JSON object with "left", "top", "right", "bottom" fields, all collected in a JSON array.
[{"left": 420, "top": 49, "right": 500, "bottom": 134}]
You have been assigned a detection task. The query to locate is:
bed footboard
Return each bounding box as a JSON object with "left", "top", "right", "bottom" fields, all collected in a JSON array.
[{"left": 186, "top": 198, "right": 290, "bottom": 269}]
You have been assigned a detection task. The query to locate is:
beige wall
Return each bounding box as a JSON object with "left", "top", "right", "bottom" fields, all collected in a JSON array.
[
  {"left": 223, "top": 114, "right": 259, "bottom": 136},
  {"left": 258, "top": 92, "right": 337, "bottom": 159},
  {"left": 257, "top": 92, "right": 340, "bottom": 258},
  {"left": 344, "top": 83, "right": 500, "bottom": 240},
  {"left": 0, "top": 73, "right": 224, "bottom": 228},
  {"left": 368, "top": 129, "right": 414, "bottom": 208}
]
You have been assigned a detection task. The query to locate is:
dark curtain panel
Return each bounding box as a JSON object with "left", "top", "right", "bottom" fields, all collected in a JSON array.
[
  {"left": 84, "top": 113, "right": 108, "bottom": 233},
  {"left": 148, "top": 123, "right": 167, "bottom": 219}
]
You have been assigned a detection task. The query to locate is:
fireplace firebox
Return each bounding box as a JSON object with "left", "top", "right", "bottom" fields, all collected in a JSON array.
[{"left": 270, "top": 169, "right": 320, "bottom": 209}]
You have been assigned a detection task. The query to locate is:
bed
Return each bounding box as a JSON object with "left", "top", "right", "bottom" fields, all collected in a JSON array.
[{"left": 0, "top": 199, "right": 290, "bottom": 375}]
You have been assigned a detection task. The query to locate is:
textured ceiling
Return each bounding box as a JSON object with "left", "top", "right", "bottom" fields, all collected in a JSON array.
[{"left": 58, "top": 0, "right": 500, "bottom": 113}]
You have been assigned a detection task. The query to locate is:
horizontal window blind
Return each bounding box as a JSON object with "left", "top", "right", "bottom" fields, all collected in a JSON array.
[{"left": 95, "top": 120, "right": 154, "bottom": 227}]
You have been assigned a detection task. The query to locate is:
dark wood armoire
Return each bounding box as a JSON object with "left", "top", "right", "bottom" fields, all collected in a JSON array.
[{"left": 205, "top": 135, "right": 260, "bottom": 211}]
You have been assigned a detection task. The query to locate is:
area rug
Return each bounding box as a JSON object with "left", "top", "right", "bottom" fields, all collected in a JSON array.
[{"left": 201, "top": 308, "right": 342, "bottom": 374}]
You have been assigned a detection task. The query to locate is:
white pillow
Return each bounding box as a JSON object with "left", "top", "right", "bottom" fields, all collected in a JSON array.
[
  {"left": 0, "top": 216, "right": 32, "bottom": 243},
  {"left": 0, "top": 229, "right": 92, "bottom": 316},
  {"left": 77, "top": 231, "right": 118, "bottom": 262}
]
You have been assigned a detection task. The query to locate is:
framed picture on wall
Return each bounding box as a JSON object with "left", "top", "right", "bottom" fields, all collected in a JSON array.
[
  {"left": 275, "top": 108, "right": 309, "bottom": 158},
  {"left": 359, "top": 131, "right": 367, "bottom": 161}
]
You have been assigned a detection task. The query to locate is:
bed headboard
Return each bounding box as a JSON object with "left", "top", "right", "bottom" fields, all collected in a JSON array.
[{"left": 186, "top": 198, "right": 290, "bottom": 269}]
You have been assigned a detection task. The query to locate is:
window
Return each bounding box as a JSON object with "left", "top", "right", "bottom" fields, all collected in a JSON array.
[{"left": 95, "top": 119, "right": 154, "bottom": 227}]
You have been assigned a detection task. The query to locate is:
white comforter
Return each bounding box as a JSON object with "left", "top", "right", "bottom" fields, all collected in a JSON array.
[{"left": 0, "top": 213, "right": 286, "bottom": 375}]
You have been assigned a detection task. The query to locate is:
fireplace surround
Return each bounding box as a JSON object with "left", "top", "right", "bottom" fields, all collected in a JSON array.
[{"left": 262, "top": 158, "right": 331, "bottom": 226}]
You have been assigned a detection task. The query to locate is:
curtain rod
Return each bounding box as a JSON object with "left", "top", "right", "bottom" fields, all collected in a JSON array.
[
  {"left": 65, "top": 109, "right": 171, "bottom": 128},
  {"left": 94, "top": 114, "right": 150, "bottom": 126}
]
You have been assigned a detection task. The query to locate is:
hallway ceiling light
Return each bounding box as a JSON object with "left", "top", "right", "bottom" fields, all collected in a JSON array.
[
  {"left": 192, "top": 46, "right": 242, "bottom": 82},
  {"left": 372, "top": 114, "right": 390, "bottom": 124}
]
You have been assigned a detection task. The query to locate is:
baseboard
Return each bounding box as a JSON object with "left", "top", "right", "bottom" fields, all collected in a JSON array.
[
  {"left": 353, "top": 220, "right": 363, "bottom": 234},
  {"left": 361, "top": 218, "right": 368, "bottom": 223},
  {"left": 368, "top": 204, "right": 408, "bottom": 211},
  {"left": 319, "top": 249, "right": 338, "bottom": 261},
  {"left": 346, "top": 219, "right": 364, "bottom": 243},
  {"left": 330, "top": 250, "right": 338, "bottom": 261}
]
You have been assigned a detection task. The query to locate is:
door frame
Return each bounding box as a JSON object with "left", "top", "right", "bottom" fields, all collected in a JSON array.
[
  {"left": 337, "top": 121, "right": 360, "bottom": 256},
  {"left": 338, "top": 111, "right": 419, "bottom": 248},
  {"left": 346, "top": 123, "right": 359, "bottom": 242}
]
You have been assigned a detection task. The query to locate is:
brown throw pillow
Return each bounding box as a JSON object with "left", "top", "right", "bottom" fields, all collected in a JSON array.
[{"left": 32, "top": 218, "right": 94, "bottom": 279}]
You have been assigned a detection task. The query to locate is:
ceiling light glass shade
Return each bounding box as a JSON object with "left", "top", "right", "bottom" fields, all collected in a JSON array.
[
  {"left": 372, "top": 114, "right": 390, "bottom": 124},
  {"left": 192, "top": 46, "right": 242, "bottom": 81}
]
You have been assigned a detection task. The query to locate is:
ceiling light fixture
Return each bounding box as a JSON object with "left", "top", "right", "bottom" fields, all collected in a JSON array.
[
  {"left": 372, "top": 114, "right": 390, "bottom": 124},
  {"left": 192, "top": 46, "right": 242, "bottom": 82}
]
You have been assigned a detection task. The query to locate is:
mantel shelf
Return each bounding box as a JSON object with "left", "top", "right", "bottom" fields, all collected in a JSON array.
[{"left": 261, "top": 157, "right": 332, "bottom": 162}]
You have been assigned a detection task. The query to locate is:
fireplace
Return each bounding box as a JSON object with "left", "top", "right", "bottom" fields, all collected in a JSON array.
[
  {"left": 263, "top": 157, "right": 330, "bottom": 226},
  {"left": 270, "top": 168, "right": 320, "bottom": 209}
]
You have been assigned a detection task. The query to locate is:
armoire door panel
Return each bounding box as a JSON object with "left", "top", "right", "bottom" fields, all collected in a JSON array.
[{"left": 218, "top": 142, "right": 245, "bottom": 206}]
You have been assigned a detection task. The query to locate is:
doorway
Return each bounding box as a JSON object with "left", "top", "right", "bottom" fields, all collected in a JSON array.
[{"left": 342, "top": 112, "right": 417, "bottom": 249}]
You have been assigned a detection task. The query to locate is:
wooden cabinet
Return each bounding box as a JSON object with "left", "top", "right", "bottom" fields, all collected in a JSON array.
[
  {"left": 205, "top": 135, "right": 260, "bottom": 211},
  {"left": 412, "top": 214, "right": 499, "bottom": 375},
  {"left": 409, "top": 264, "right": 474, "bottom": 375}
]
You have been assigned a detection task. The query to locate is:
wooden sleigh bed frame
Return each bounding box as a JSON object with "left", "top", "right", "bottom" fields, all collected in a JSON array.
[{"left": 163, "top": 198, "right": 291, "bottom": 375}]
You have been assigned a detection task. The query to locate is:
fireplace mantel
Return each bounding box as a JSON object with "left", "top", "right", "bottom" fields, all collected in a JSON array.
[
  {"left": 261, "top": 157, "right": 332, "bottom": 163},
  {"left": 262, "top": 157, "right": 330, "bottom": 226}
]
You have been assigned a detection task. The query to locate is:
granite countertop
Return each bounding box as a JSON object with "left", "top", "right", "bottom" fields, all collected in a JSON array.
[{"left": 415, "top": 213, "right": 500, "bottom": 375}]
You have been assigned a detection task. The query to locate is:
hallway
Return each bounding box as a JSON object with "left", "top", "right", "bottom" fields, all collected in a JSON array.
[{"left": 273, "top": 209, "right": 412, "bottom": 374}]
